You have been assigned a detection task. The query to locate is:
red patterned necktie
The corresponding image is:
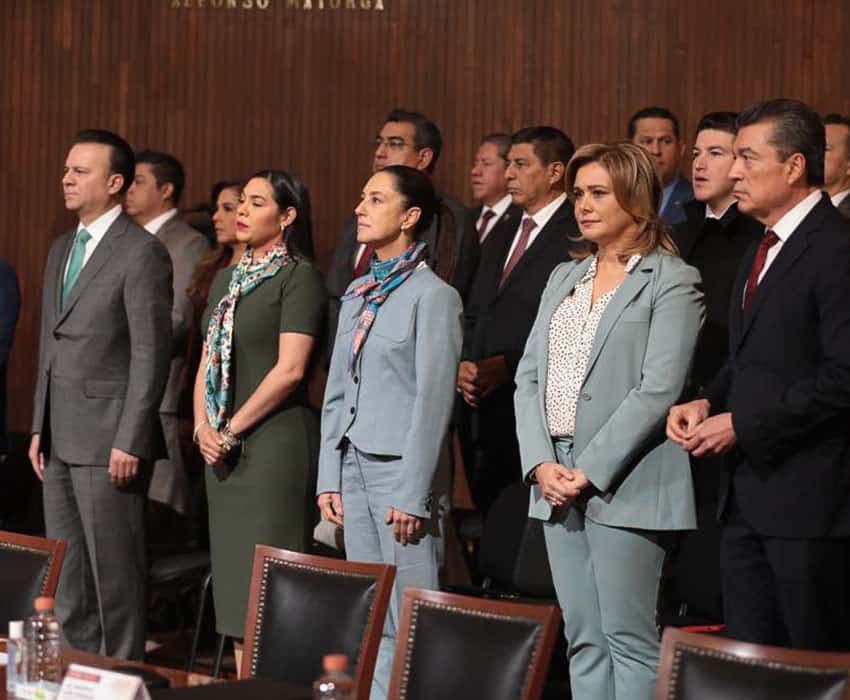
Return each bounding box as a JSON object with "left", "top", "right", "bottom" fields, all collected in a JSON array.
[
  {"left": 353, "top": 244, "right": 375, "bottom": 278},
  {"left": 500, "top": 217, "right": 537, "bottom": 288},
  {"left": 743, "top": 230, "right": 780, "bottom": 313},
  {"left": 477, "top": 209, "right": 497, "bottom": 241}
]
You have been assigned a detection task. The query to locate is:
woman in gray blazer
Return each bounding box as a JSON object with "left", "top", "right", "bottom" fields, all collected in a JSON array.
[
  {"left": 317, "top": 165, "right": 463, "bottom": 700},
  {"left": 515, "top": 143, "right": 704, "bottom": 700}
]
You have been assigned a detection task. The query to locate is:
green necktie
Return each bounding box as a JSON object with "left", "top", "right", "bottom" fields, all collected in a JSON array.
[{"left": 62, "top": 228, "right": 92, "bottom": 307}]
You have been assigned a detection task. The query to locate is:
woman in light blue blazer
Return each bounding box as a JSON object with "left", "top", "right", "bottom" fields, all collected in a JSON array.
[
  {"left": 515, "top": 143, "right": 704, "bottom": 700},
  {"left": 317, "top": 165, "right": 463, "bottom": 700}
]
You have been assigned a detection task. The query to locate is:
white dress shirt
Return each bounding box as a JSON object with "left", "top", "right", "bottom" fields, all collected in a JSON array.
[
  {"left": 476, "top": 193, "right": 513, "bottom": 242},
  {"left": 756, "top": 189, "right": 822, "bottom": 285},
  {"left": 831, "top": 189, "right": 850, "bottom": 208},
  {"left": 63, "top": 204, "right": 123, "bottom": 284},
  {"left": 503, "top": 192, "right": 567, "bottom": 268},
  {"left": 705, "top": 200, "right": 736, "bottom": 220},
  {"left": 144, "top": 208, "right": 178, "bottom": 236}
]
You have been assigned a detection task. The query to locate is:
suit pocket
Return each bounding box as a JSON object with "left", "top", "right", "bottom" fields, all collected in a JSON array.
[
  {"left": 84, "top": 379, "right": 128, "bottom": 398},
  {"left": 371, "top": 305, "right": 414, "bottom": 343}
]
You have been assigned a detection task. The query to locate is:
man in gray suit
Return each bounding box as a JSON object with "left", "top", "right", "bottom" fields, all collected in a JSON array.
[
  {"left": 824, "top": 113, "right": 850, "bottom": 218},
  {"left": 126, "top": 150, "right": 209, "bottom": 516},
  {"left": 29, "top": 130, "right": 173, "bottom": 659}
]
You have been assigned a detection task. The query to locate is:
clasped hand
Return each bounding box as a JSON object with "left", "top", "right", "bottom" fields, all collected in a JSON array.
[
  {"left": 534, "top": 462, "right": 591, "bottom": 508},
  {"left": 457, "top": 355, "right": 511, "bottom": 407},
  {"left": 197, "top": 424, "right": 228, "bottom": 465},
  {"left": 666, "top": 399, "right": 736, "bottom": 457}
]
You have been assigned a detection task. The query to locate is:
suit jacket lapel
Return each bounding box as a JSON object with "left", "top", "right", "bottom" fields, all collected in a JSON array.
[
  {"left": 734, "top": 199, "right": 827, "bottom": 350},
  {"left": 55, "top": 215, "right": 128, "bottom": 327},
  {"left": 582, "top": 255, "right": 654, "bottom": 381},
  {"left": 536, "top": 257, "right": 592, "bottom": 407},
  {"left": 498, "top": 201, "right": 573, "bottom": 295}
]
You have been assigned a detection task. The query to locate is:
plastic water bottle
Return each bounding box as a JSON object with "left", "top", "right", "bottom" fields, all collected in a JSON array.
[
  {"left": 313, "top": 654, "right": 354, "bottom": 699},
  {"left": 24, "top": 596, "right": 63, "bottom": 698},
  {"left": 6, "top": 620, "right": 25, "bottom": 697}
]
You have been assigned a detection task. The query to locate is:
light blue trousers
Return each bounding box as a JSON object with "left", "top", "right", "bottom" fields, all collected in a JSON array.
[
  {"left": 544, "top": 444, "right": 666, "bottom": 700},
  {"left": 341, "top": 444, "right": 440, "bottom": 700}
]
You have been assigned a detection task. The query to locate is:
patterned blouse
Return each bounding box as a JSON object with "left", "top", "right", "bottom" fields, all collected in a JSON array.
[{"left": 545, "top": 254, "right": 642, "bottom": 437}]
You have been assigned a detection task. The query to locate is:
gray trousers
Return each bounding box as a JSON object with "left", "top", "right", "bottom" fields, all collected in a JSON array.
[
  {"left": 341, "top": 444, "right": 440, "bottom": 700},
  {"left": 43, "top": 456, "right": 148, "bottom": 660},
  {"left": 544, "top": 441, "right": 666, "bottom": 700},
  {"left": 148, "top": 412, "right": 188, "bottom": 515}
]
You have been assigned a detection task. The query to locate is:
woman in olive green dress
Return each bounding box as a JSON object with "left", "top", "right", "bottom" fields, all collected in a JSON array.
[{"left": 193, "top": 170, "right": 326, "bottom": 648}]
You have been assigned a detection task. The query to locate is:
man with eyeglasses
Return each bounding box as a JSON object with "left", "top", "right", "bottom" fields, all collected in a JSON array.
[{"left": 326, "top": 108, "right": 478, "bottom": 343}]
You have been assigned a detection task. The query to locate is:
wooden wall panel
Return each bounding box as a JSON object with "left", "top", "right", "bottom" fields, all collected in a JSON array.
[{"left": 2, "top": 0, "right": 849, "bottom": 431}]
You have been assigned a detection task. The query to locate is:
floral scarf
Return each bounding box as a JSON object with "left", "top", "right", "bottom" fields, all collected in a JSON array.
[
  {"left": 342, "top": 240, "right": 427, "bottom": 373},
  {"left": 204, "top": 241, "right": 291, "bottom": 429}
]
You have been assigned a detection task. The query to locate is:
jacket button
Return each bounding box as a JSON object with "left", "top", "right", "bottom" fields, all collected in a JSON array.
[
  {"left": 350, "top": 407, "right": 355, "bottom": 415},
  {"left": 353, "top": 376, "right": 359, "bottom": 384},
  {"left": 581, "top": 392, "right": 591, "bottom": 401}
]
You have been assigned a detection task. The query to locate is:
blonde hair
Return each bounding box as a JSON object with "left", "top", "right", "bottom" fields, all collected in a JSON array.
[{"left": 565, "top": 142, "right": 679, "bottom": 259}]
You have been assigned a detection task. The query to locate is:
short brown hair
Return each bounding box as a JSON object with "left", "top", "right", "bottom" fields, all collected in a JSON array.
[{"left": 565, "top": 142, "right": 678, "bottom": 259}]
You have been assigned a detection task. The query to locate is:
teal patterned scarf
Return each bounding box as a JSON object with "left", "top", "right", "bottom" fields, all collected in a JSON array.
[
  {"left": 204, "top": 241, "right": 291, "bottom": 429},
  {"left": 341, "top": 240, "right": 427, "bottom": 373}
]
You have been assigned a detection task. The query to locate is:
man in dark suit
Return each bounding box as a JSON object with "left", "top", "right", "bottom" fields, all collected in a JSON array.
[
  {"left": 29, "top": 130, "right": 173, "bottom": 659},
  {"left": 326, "top": 109, "right": 478, "bottom": 342},
  {"left": 629, "top": 106, "right": 694, "bottom": 226},
  {"left": 126, "top": 150, "right": 209, "bottom": 517},
  {"left": 469, "top": 133, "right": 516, "bottom": 251},
  {"left": 824, "top": 113, "right": 850, "bottom": 218},
  {"left": 668, "top": 99, "right": 850, "bottom": 650},
  {"left": 674, "top": 112, "right": 763, "bottom": 397},
  {"left": 458, "top": 126, "right": 584, "bottom": 514},
  {"left": 0, "top": 260, "right": 20, "bottom": 462}
]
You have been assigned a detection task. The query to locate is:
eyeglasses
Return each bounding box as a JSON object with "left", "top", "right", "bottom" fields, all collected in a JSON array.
[{"left": 374, "top": 137, "right": 414, "bottom": 151}]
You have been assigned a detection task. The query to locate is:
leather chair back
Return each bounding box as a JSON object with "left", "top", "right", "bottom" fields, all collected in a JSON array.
[
  {"left": 388, "top": 588, "right": 560, "bottom": 700},
  {"left": 241, "top": 546, "right": 394, "bottom": 700},
  {"left": 656, "top": 628, "right": 850, "bottom": 700},
  {"left": 0, "top": 530, "right": 65, "bottom": 628}
]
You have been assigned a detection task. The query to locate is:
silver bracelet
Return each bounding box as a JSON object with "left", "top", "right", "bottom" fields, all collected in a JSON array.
[{"left": 192, "top": 420, "right": 208, "bottom": 444}]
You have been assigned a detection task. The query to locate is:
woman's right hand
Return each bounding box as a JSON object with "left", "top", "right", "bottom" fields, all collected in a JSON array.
[
  {"left": 533, "top": 462, "right": 581, "bottom": 508},
  {"left": 318, "top": 492, "right": 344, "bottom": 526},
  {"left": 197, "top": 424, "right": 226, "bottom": 465}
]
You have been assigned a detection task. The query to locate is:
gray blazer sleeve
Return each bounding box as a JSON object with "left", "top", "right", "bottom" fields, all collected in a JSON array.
[
  {"left": 394, "top": 284, "right": 463, "bottom": 517},
  {"left": 113, "top": 239, "right": 174, "bottom": 458},
  {"left": 514, "top": 264, "right": 572, "bottom": 480},
  {"left": 31, "top": 240, "right": 63, "bottom": 435},
  {"left": 170, "top": 232, "right": 209, "bottom": 354},
  {"left": 576, "top": 263, "right": 704, "bottom": 492}
]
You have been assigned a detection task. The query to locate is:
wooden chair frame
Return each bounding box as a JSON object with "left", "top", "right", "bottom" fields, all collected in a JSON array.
[
  {"left": 0, "top": 529, "right": 66, "bottom": 601},
  {"left": 656, "top": 627, "right": 850, "bottom": 700},
  {"left": 388, "top": 587, "right": 560, "bottom": 700},
  {"left": 241, "top": 545, "right": 395, "bottom": 700}
]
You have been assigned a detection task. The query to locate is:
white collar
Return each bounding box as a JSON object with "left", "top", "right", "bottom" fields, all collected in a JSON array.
[
  {"left": 523, "top": 192, "right": 567, "bottom": 231},
  {"left": 705, "top": 200, "right": 736, "bottom": 220},
  {"left": 482, "top": 193, "right": 513, "bottom": 219},
  {"left": 769, "top": 189, "right": 822, "bottom": 242},
  {"left": 830, "top": 189, "right": 850, "bottom": 207},
  {"left": 144, "top": 208, "right": 179, "bottom": 235},
  {"left": 77, "top": 204, "right": 122, "bottom": 243}
]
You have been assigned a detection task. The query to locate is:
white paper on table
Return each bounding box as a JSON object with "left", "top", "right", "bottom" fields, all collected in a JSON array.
[{"left": 56, "top": 664, "right": 151, "bottom": 700}]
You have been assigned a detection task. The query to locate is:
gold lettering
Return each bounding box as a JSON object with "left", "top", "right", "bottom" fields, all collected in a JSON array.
[
  {"left": 170, "top": 0, "right": 181, "bottom": 7},
  {"left": 257, "top": 0, "right": 270, "bottom": 7},
  {"left": 227, "top": 0, "right": 237, "bottom": 7},
  {"left": 302, "top": 0, "right": 312, "bottom": 8},
  {"left": 345, "top": 0, "right": 355, "bottom": 7},
  {"left": 317, "top": 0, "right": 324, "bottom": 8},
  {"left": 359, "top": 0, "right": 370, "bottom": 8},
  {"left": 286, "top": 0, "right": 300, "bottom": 6},
  {"left": 196, "top": 0, "right": 205, "bottom": 6},
  {"left": 329, "top": 0, "right": 340, "bottom": 7},
  {"left": 374, "top": 0, "right": 384, "bottom": 9},
  {"left": 242, "top": 0, "right": 253, "bottom": 7}
]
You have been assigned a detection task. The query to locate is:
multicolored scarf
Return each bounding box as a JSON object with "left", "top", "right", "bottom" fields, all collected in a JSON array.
[
  {"left": 204, "top": 241, "right": 291, "bottom": 429},
  {"left": 342, "top": 240, "right": 427, "bottom": 373}
]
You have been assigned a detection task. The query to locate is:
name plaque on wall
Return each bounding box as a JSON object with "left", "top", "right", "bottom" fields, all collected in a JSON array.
[{"left": 170, "top": 0, "right": 386, "bottom": 10}]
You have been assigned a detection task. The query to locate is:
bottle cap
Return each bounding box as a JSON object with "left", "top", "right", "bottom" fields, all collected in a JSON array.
[
  {"left": 34, "top": 596, "right": 55, "bottom": 612},
  {"left": 9, "top": 620, "right": 24, "bottom": 639},
  {"left": 322, "top": 654, "right": 349, "bottom": 672}
]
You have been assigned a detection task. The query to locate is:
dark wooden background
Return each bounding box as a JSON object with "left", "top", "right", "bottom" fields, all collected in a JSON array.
[{"left": 2, "top": 0, "right": 849, "bottom": 432}]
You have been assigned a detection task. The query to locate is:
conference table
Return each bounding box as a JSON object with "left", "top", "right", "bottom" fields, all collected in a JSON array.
[{"left": 0, "top": 641, "right": 312, "bottom": 699}]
